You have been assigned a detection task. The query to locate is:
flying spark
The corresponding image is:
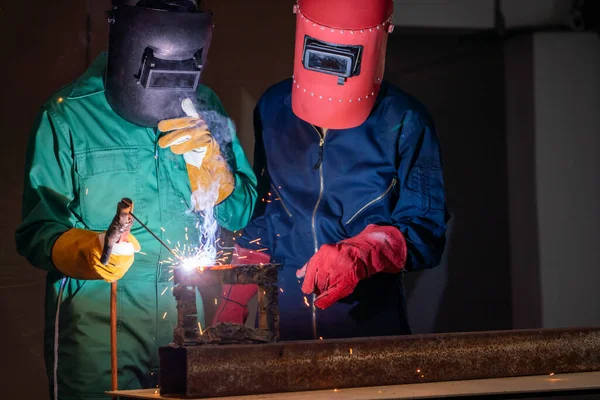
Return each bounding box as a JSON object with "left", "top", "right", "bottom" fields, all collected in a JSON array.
[
  {"left": 161, "top": 287, "right": 168, "bottom": 296},
  {"left": 249, "top": 238, "right": 261, "bottom": 244},
  {"left": 162, "top": 312, "right": 167, "bottom": 319}
]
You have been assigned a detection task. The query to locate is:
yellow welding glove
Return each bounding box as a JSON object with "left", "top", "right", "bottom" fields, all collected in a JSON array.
[
  {"left": 52, "top": 228, "right": 141, "bottom": 282},
  {"left": 158, "top": 117, "right": 235, "bottom": 210}
]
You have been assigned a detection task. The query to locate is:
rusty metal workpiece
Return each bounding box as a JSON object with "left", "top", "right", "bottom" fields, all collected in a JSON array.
[
  {"left": 172, "top": 263, "right": 281, "bottom": 346},
  {"left": 159, "top": 327, "right": 600, "bottom": 398}
]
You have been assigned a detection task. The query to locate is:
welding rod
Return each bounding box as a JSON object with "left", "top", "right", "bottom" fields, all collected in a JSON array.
[{"left": 129, "top": 212, "right": 182, "bottom": 261}]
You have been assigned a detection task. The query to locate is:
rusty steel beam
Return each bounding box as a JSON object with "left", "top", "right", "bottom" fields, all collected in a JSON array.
[{"left": 159, "top": 327, "right": 600, "bottom": 398}]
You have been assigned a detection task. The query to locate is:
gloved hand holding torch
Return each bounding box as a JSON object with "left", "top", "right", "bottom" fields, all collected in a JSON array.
[
  {"left": 52, "top": 199, "right": 140, "bottom": 282},
  {"left": 158, "top": 100, "right": 235, "bottom": 210},
  {"left": 297, "top": 224, "right": 407, "bottom": 310}
]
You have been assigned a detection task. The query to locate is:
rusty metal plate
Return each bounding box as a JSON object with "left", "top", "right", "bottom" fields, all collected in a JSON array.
[
  {"left": 174, "top": 263, "right": 280, "bottom": 287},
  {"left": 173, "top": 263, "right": 281, "bottom": 345},
  {"left": 159, "top": 327, "right": 600, "bottom": 398}
]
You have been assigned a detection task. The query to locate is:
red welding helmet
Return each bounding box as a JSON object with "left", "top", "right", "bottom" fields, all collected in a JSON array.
[{"left": 291, "top": 0, "right": 394, "bottom": 129}]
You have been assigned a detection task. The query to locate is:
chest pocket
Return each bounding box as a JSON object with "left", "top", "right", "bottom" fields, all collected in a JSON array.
[
  {"left": 343, "top": 177, "right": 398, "bottom": 227},
  {"left": 75, "top": 148, "right": 144, "bottom": 231}
]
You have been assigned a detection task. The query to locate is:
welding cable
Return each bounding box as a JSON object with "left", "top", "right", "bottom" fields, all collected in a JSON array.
[
  {"left": 214, "top": 284, "right": 236, "bottom": 323},
  {"left": 213, "top": 284, "right": 255, "bottom": 325},
  {"left": 53, "top": 277, "right": 68, "bottom": 400},
  {"left": 221, "top": 295, "right": 247, "bottom": 308}
]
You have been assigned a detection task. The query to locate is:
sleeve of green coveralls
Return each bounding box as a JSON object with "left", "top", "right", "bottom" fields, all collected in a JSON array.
[
  {"left": 15, "top": 106, "right": 77, "bottom": 272},
  {"left": 207, "top": 91, "right": 258, "bottom": 232}
]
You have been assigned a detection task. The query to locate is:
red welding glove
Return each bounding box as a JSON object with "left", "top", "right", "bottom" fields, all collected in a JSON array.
[
  {"left": 296, "top": 224, "right": 407, "bottom": 310},
  {"left": 212, "top": 244, "right": 271, "bottom": 325}
]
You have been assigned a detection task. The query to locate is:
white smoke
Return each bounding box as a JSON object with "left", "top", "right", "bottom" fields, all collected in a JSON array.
[
  {"left": 178, "top": 98, "right": 229, "bottom": 269},
  {"left": 188, "top": 179, "right": 220, "bottom": 268}
]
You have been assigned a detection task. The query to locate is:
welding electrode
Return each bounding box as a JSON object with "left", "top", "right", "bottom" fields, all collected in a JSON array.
[{"left": 128, "top": 212, "right": 182, "bottom": 261}]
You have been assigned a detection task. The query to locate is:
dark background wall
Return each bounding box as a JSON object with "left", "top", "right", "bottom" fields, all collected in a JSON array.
[
  {"left": 0, "top": 1, "right": 516, "bottom": 398},
  {"left": 0, "top": 2, "right": 112, "bottom": 399},
  {"left": 386, "top": 33, "right": 511, "bottom": 334}
]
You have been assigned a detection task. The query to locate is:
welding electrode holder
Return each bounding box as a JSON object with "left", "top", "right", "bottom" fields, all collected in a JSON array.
[
  {"left": 102, "top": 197, "right": 135, "bottom": 399},
  {"left": 100, "top": 198, "right": 135, "bottom": 265}
]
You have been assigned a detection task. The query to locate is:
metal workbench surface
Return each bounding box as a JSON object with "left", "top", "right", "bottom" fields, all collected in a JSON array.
[{"left": 107, "top": 371, "right": 600, "bottom": 399}]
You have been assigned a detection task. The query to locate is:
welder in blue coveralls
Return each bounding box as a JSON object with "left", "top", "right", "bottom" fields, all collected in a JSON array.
[{"left": 213, "top": 0, "right": 449, "bottom": 340}]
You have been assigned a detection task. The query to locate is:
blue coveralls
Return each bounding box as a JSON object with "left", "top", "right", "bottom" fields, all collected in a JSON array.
[{"left": 239, "top": 79, "right": 448, "bottom": 340}]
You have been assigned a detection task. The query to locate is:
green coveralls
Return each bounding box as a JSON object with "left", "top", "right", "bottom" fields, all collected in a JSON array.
[{"left": 15, "top": 53, "right": 257, "bottom": 400}]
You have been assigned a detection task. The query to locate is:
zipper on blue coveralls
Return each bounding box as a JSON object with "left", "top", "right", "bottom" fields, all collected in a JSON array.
[
  {"left": 310, "top": 124, "right": 326, "bottom": 340},
  {"left": 344, "top": 178, "right": 398, "bottom": 225},
  {"left": 313, "top": 137, "right": 324, "bottom": 170},
  {"left": 310, "top": 125, "right": 326, "bottom": 252}
]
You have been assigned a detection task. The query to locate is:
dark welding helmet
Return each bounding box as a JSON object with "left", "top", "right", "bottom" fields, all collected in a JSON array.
[{"left": 105, "top": 0, "right": 213, "bottom": 127}]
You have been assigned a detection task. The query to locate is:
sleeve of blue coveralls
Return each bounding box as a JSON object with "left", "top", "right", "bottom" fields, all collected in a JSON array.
[
  {"left": 391, "top": 111, "right": 449, "bottom": 271},
  {"left": 236, "top": 102, "right": 276, "bottom": 254}
]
